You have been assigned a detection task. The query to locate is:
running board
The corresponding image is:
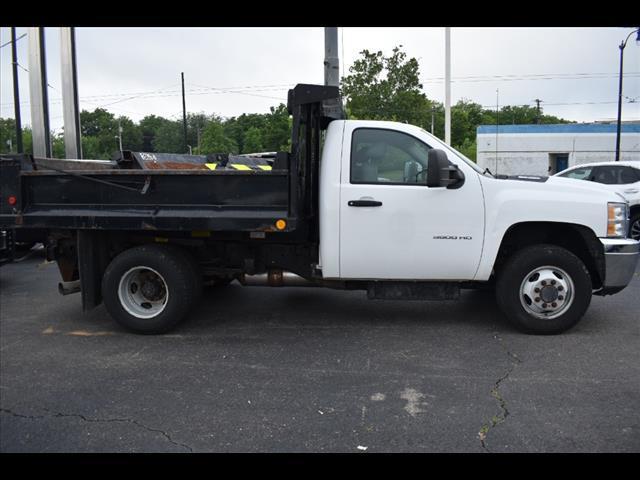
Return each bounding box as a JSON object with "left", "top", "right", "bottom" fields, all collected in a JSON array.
[{"left": 367, "top": 282, "right": 460, "bottom": 301}]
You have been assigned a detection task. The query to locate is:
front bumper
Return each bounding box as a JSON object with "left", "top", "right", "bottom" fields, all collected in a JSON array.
[{"left": 598, "top": 238, "right": 640, "bottom": 294}]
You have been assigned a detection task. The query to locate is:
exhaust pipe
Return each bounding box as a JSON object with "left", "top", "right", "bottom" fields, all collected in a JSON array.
[
  {"left": 58, "top": 280, "right": 81, "bottom": 295},
  {"left": 239, "top": 269, "right": 316, "bottom": 287}
]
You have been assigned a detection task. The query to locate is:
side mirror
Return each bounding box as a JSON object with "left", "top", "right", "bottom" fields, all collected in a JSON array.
[{"left": 426, "top": 149, "right": 465, "bottom": 189}]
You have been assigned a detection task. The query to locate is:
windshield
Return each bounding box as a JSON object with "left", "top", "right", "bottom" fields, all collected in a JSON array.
[
  {"left": 556, "top": 166, "right": 594, "bottom": 180},
  {"left": 418, "top": 128, "right": 487, "bottom": 176},
  {"left": 456, "top": 148, "right": 488, "bottom": 176}
]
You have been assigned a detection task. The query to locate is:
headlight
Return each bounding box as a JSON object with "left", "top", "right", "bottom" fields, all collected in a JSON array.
[{"left": 607, "top": 202, "right": 629, "bottom": 238}]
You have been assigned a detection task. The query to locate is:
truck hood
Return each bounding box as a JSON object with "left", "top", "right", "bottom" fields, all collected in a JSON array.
[
  {"left": 491, "top": 173, "right": 626, "bottom": 203},
  {"left": 480, "top": 173, "right": 625, "bottom": 239},
  {"left": 544, "top": 175, "right": 628, "bottom": 202}
]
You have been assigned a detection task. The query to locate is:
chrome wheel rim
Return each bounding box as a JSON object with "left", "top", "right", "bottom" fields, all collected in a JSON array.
[
  {"left": 631, "top": 219, "right": 640, "bottom": 241},
  {"left": 117, "top": 266, "right": 169, "bottom": 319},
  {"left": 519, "top": 266, "right": 574, "bottom": 320}
]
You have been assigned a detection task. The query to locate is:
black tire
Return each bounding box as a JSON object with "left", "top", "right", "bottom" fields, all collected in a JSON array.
[
  {"left": 496, "top": 244, "right": 592, "bottom": 335},
  {"left": 629, "top": 211, "right": 640, "bottom": 241},
  {"left": 102, "top": 244, "right": 198, "bottom": 334}
]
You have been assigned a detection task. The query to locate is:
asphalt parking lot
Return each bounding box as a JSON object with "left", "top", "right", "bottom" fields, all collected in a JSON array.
[{"left": 1, "top": 250, "right": 639, "bottom": 453}]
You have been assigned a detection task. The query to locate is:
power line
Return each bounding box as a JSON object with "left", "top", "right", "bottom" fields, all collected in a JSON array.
[
  {"left": 2, "top": 95, "right": 630, "bottom": 117},
  {"left": 187, "top": 83, "right": 287, "bottom": 101},
  {"left": 4, "top": 71, "right": 637, "bottom": 109},
  {"left": 97, "top": 82, "right": 180, "bottom": 108},
  {"left": 10, "top": 61, "right": 59, "bottom": 91},
  {"left": 348, "top": 99, "right": 630, "bottom": 115},
  {"left": 420, "top": 72, "right": 640, "bottom": 84},
  {"left": 0, "top": 83, "right": 292, "bottom": 108},
  {"left": 0, "top": 33, "right": 27, "bottom": 49}
]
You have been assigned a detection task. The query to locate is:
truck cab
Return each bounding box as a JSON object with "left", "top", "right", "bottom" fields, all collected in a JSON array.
[{"left": 320, "top": 119, "right": 635, "bottom": 275}]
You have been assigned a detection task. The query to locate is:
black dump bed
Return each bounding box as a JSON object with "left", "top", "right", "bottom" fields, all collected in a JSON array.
[
  {"left": 0, "top": 84, "right": 343, "bottom": 238},
  {"left": 0, "top": 154, "right": 290, "bottom": 233}
]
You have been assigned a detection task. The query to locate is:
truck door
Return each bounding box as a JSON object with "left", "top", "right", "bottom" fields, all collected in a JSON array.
[{"left": 338, "top": 124, "right": 485, "bottom": 280}]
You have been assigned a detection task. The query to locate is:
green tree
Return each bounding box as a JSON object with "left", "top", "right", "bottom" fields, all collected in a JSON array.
[
  {"left": 81, "top": 108, "right": 116, "bottom": 137},
  {"left": 51, "top": 132, "right": 65, "bottom": 158},
  {"left": 451, "top": 99, "right": 485, "bottom": 148},
  {"left": 185, "top": 112, "right": 213, "bottom": 153},
  {"left": 457, "top": 137, "right": 477, "bottom": 162},
  {"left": 81, "top": 135, "right": 102, "bottom": 159},
  {"left": 139, "top": 115, "right": 167, "bottom": 152},
  {"left": 262, "top": 104, "right": 291, "bottom": 152},
  {"left": 22, "top": 127, "right": 33, "bottom": 154},
  {"left": 200, "top": 119, "right": 238, "bottom": 154},
  {"left": 117, "top": 116, "right": 143, "bottom": 152},
  {"left": 243, "top": 127, "right": 264, "bottom": 153},
  {"left": 341, "top": 46, "right": 430, "bottom": 126},
  {"left": 224, "top": 113, "right": 267, "bottom": 153},
  {"left": 0, "top": 118, "right": 17, "bottom": 153},
  {"left": 80, "top": 108, "right": 118, "bottom": 159},
  {"left": 152, "top": 119, "right": 184, "bottom": 153}
]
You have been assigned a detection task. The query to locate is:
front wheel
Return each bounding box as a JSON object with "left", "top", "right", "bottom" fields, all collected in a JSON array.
[
  {"left": 102, "top": 244, "right": 199, "bottom": 334},
  {"left": 496, "top": 244, "right": 592, "bottom": 334},
  {"left": 629, "top": 212, "right": 640, "bottom": 241}
]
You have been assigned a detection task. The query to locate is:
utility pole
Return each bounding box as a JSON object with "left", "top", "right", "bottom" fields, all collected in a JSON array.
[
  {"left": 323, "top": 27, "right": 343, "bottom": 120},
  {"left": 444, "top": 27, "right": 451, "bottom": 145},
  {"left": 181, "top": 72, "right": 188, "bottom": 154},
  {"left": 116, "top": 118, "right": 123, "bottom": 153},
  {"left": 534, "top": 98, "right": 542, "bottom": 124},
  {"left": 11, "top": 28, "right": 23, "bottom": 153},
  {"left": 431, "top": 105, "right": 435, "bottom": 135},
  {"left": 324, "top": 27, "right": 339, "bottom": 87}
]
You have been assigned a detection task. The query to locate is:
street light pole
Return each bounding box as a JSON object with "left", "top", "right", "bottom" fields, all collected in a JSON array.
[
  {"left": 444, "top": 27, "right": 451, "bottom": 145},
  {"left": 181, "top": 72, "right": 188, "bottom": 154},
  {"left": 615, "top": 28, "right": 640, "bottom": 162}
]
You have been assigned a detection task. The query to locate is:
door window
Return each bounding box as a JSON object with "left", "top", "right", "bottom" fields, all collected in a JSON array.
[
  {"left": 618, "top": 167, "right": 640, "bottom": 184},
  {"left": 593, "top": 166, "right": 638, "bottom": 185},
  {"left": 350, "top": 128, "right": 431, "bottom": 185}
]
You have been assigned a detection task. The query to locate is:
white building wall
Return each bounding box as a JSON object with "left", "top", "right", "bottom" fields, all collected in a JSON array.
[{"left": 477, "top": 130, "right": 640, "bottom": 176}]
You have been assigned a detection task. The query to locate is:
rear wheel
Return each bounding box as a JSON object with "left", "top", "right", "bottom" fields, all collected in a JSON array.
[
  {"left": 102, "top": 244, "right": 199, "bottom": 334},
  {"left": 496, "top": 244, "right": 592, "bottom": 334}
]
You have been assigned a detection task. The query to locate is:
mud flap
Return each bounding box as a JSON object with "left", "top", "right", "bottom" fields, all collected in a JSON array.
[{"left": 77, "top": 231, "right": 110, "bottom": 311}]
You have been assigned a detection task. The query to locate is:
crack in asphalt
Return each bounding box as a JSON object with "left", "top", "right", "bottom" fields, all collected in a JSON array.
[
  {"left": 478, "top": 334, "right": 522, "bottom": 453},
  {"left": 0, "top": 407, "right": 193, "bottom": 452}
]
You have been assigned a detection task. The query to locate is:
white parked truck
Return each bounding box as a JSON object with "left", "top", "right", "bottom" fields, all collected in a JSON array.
[{"left": 0, "top": 85, "right": 638, "bottom": 334}]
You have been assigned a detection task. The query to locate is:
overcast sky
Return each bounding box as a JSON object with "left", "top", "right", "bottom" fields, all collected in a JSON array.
[{"left": 1, "top": 27, "right": 639, "bottom": 133}]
